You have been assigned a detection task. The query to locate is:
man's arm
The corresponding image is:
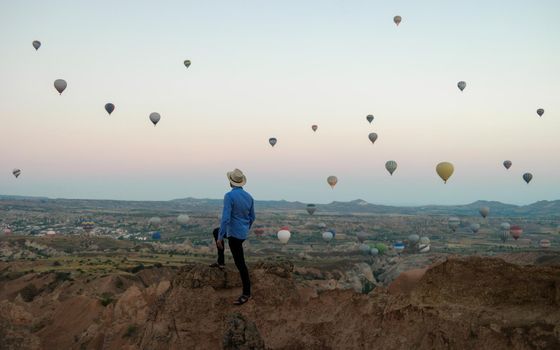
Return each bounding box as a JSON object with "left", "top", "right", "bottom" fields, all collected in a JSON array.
[
  {"left": 248, "top": 198, "right": 255, "bottom": 229},
  {"left": 218, "top": 193, "right": 232, "bottom": 240}
]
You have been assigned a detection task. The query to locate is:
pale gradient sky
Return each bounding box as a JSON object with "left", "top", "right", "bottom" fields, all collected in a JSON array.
[{"left": 1, "top": 0, "right": 559, "bottom": 205}]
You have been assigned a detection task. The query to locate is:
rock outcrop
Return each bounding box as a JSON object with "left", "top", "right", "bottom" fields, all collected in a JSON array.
[{"left": 0, "top": 257, "right": 559, "bottom": 349}]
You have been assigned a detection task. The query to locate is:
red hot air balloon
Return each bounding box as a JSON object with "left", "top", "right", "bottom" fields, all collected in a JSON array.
[{"left": 510, "top": 225, "right": 523, "bottom": 240}]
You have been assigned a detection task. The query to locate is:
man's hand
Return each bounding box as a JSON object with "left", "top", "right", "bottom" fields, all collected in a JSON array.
[{"left": 216, "top": 239, "right": 224, "bottom": 250}]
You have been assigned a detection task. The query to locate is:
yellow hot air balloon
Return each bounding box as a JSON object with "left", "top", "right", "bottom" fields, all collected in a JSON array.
[{"left": 436, "top": 162, "right": 454, "bottom": 184}]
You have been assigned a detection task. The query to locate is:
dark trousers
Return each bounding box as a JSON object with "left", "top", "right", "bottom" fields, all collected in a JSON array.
[
  {"left": 212, "top": 229, "right": 251, "bottom": 296},
  {"left": 228, "top": 237, "right": 251, "bottom": 296},
  {"left": 212, "top": 228, "right": 225, "bottom": 265}
]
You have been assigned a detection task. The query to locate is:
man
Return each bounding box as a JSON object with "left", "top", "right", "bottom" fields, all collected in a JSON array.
[{"left": 216, "top": 168, "right": 255, "bottom": 305}]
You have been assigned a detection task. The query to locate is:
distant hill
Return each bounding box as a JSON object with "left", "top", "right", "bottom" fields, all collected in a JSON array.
[{"left": 1, "top": 195, "right": 559, "bottom": 217}]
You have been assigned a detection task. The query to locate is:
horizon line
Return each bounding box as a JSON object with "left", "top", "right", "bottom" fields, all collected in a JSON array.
[{"left": 1, "top": 193, "right": 557, "bottom": 208}]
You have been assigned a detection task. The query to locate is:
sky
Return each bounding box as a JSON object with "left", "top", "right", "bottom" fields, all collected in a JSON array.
[{"left": 1, "top": 0, "right": 559, "bottom": 205}]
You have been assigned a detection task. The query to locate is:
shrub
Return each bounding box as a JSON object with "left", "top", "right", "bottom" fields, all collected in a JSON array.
[
  {"left": 55, "top": 272, "right": 72, "bottom": 282},
  {"left": 20, "top": 283, "right": 39, "bottom": 302},
  {"left": 123, "top": 324, "right": 138, "bottom": 338},
  {"left": 99, "top": 292, "right": 114, "bottom": 307},
  {"left": 130, "top": 264, "right": 145, "bottom": 274}
]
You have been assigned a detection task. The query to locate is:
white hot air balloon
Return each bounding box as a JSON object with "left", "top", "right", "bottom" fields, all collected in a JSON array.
[
  {"left": 359, "top": 244, "right": 370, "bottom": 255},
  {"left": 149, "top": 217, "right": 162, "bottom": 226},
  {"left": 322, "top": 231, "right": 333, "bottom": 242},
  {"left": 277, "top": 229, "right": 291, "bottom": 244},
  {"left": 177, "top": 214, "right": 190, "bottom": 225}
]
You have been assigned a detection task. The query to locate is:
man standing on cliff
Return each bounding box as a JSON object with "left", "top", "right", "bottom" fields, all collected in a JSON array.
[{"left": 216, "top": 168, "right": 255, "bottom": 305}]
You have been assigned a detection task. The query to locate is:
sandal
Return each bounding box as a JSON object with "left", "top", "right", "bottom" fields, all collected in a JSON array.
[
  {"left": 209, "top": 263, "right": 225, "bottom": 269},
  {"left": 233, "top": 295, "right": 251, "bottom": 306}
]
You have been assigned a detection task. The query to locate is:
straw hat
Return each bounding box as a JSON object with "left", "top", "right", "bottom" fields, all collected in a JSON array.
[{"left": 227, "top": 168, "right": 247, "bottom": 187}]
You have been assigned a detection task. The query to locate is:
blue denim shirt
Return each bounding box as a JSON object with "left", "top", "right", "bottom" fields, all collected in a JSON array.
[{"left": 218, "top": 187, "right": 255, "bottom": 240}]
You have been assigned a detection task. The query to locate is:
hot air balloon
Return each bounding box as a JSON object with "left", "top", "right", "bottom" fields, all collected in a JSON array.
[
  {"left": 269, "top": 138, "right": 277, "bottom": 147},
  {"left": 393, "top": 241, "right": 405, "bottom": 253},
  {"left": 539, "top": 239, "right": 551, "bottom": 248},
  {"left": 385, "top": 161, "right": 397, "bottom": 175},
  {"left": 149, "top": 217, "right": 162, "bottom": 226},
  {"left": 523, "top": 173, "right": 533, "bottom": 184},
  {"left": 368, "top": 133, "right": 378, "bottom": 144},
  {"left": 357, "top": 232, "right": 368, "bottom": 243},
  {"left": 448, "top": 217, "right": 460, "bottom": 232},
  {"left": 418, "top": 237, "right": 430, "bottom": 253},
  {"left": 184, "top": 60, "right": 191, "bottom": 68},
  {"left": 393, "top": 16, "right": 402, "bottom": 26},
  {"left": 277, "top": 229, "right": 290, "bottom": 244},
  {"left": 3, "top": 228, "right": 13, "bottom": 236},
  {"left": 366, "top": 115, "right": 374, "bottom": 123},
  {"left": 32, "top": 40, "right": 41, "bottom": 50},
  {"left": 470, "top": 223, "right": 480, "bottom": 234},
  {"left": 408, "top": 234, "right": 420, "bottom": 244},
  {"left": 105, "top": 103, "right": 115, "bottom": 115},
  {"left": 503, "top": 160, "right": 512, "bottom": 170},
  {"left": 499, "top": 230, "right": 509, "bottom": 243},
  {"left": 327, "top": 176, "right": 338, "bottom": 189},
  {"left": 149, "top": 112, "right": 160, "bottom": 126},
  {"left": 81, "top": 221, "right": 95, "bottom": 232},
  {"left": 327, "top": 228, "right": 336, "bottom": 238},
  {"left": 510, "top": 225, "right": 522, "bottom": 240},
  {"left": 318, "top": 222, "right": 327, "bottom": 229},
  {"left": 479, "top": 207, "right": 490, "bottom": 218},
  {"left": 177, "top": 214, "right": 190, "bottom": 225},
  {"left": 436, "top": 162, "right": 454, "bottom": 183},
  {"left": 375, "top": 243, "right": 388, "bottom": 255},
  {"left": 151, "top": 231, "right": 162, "bottom": 240},
  {"left": 46, "top": 230, "right": 56, "bottom": 236},
  {"left": 500, "top": 222, "right": 511, "bottom": 231},
  {"left": 359, "top": 244, "right": 370, "bottom": 255},
  {"left": 12, "top": 169, "right": 21, "bottom": 178},
  {"left": 54, "top": 79, "right": 67, "bottom": 95},
  {"left": 311, "top": 125, "right": 318, "bottom": 132},
  {"left": 322, "top": 231, "right": 333, "bottom": 242},
  {"left": 457, "top": 81, "right": 466, "bottom": 92},
  {"left": 306, "top": 204, "right": 316, "bottom": 215},
  {"left": 370, "top": 247, "right": 379, "bottom": 256},
  {"left": 536, "top": 108, "right": 544, "bottom": 117}
]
